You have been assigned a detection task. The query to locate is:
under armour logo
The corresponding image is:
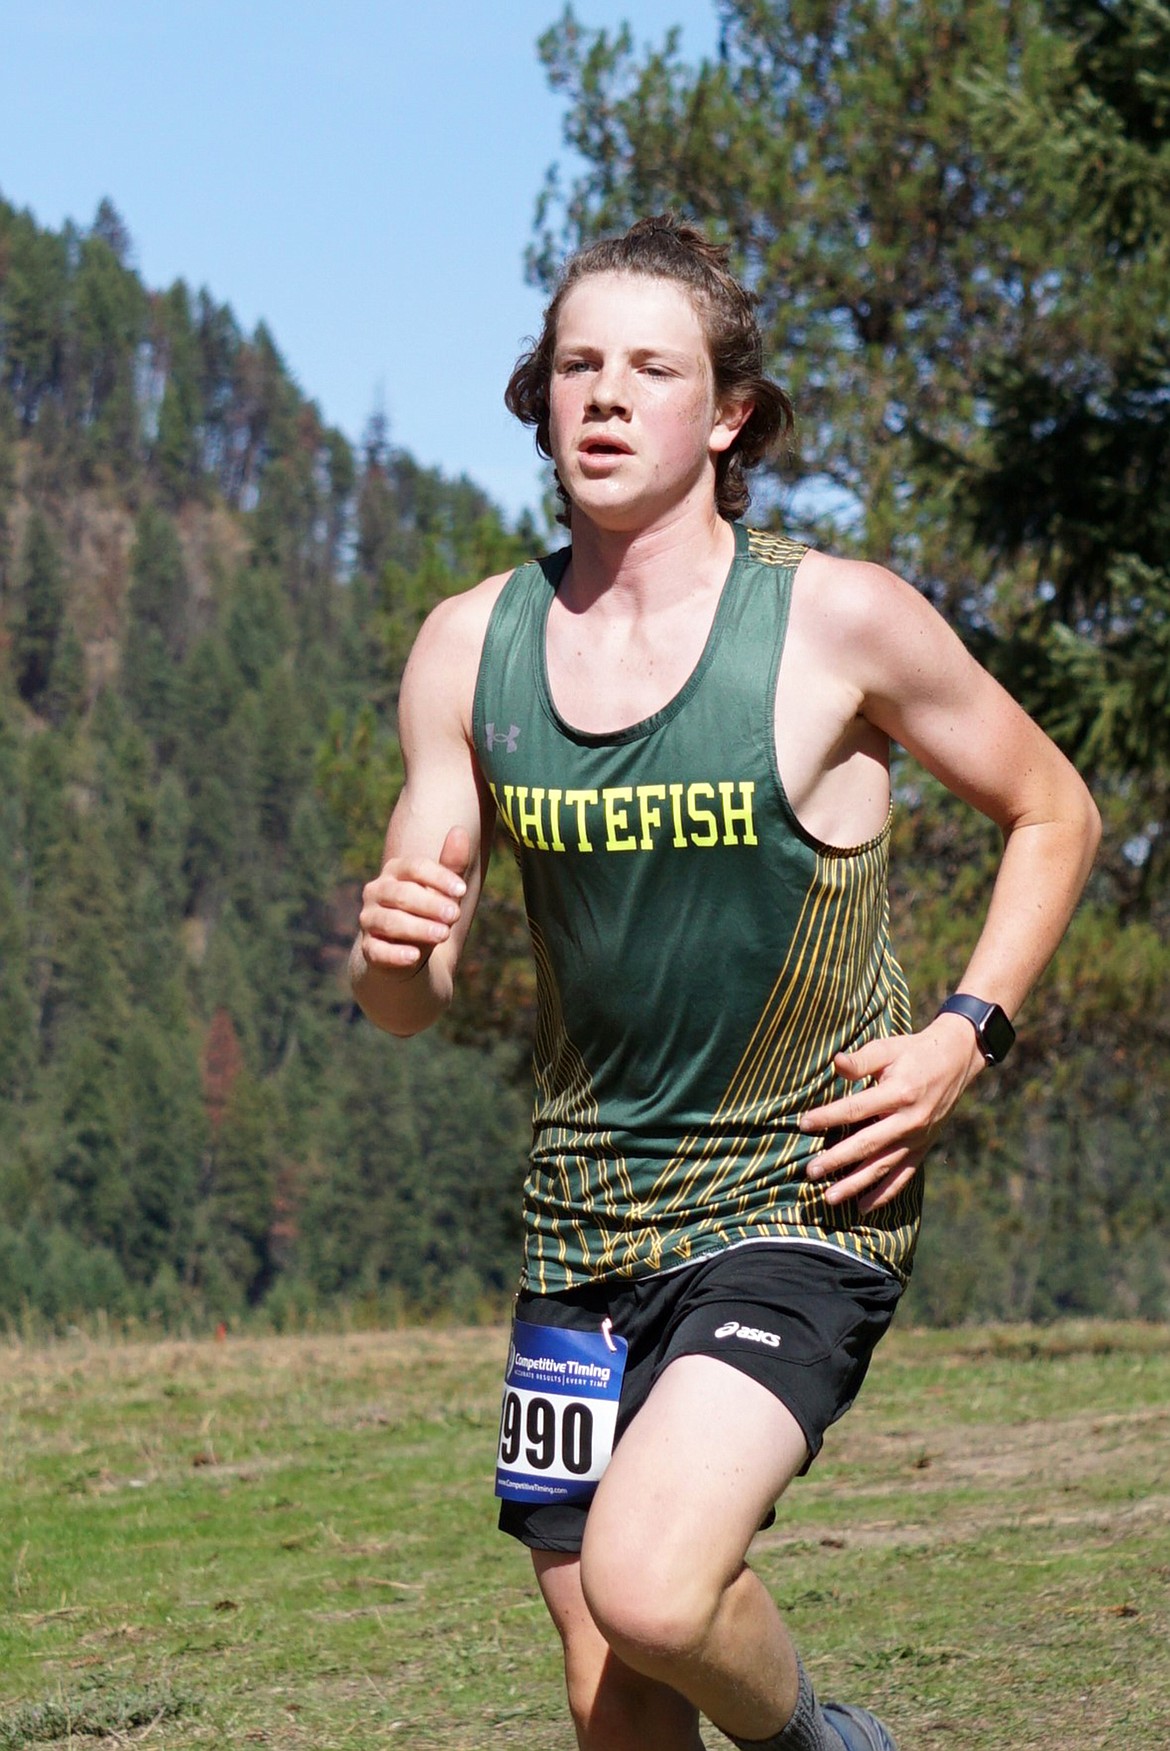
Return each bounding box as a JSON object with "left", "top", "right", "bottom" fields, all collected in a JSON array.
[{"left": 485, "top": 722, "right": 520, "bottom": 753}]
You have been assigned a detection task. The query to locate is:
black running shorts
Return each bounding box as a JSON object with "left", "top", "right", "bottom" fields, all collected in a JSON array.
[{"left": 497, "top": 1241, "right": 902, "bottom": 1551}]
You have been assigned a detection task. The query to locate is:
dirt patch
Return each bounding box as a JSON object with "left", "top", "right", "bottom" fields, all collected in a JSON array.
[
  {"left": 757, "top": 1397, "right": 1170, "bottom": 1557},
  {"left": 830, "top": 1398, "right": 1170, "bottom": 1493}
]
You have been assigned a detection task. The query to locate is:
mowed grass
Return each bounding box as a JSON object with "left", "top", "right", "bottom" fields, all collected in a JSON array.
[{"left": 2, "top": 1321, "right": 1169, "bottom": 1750}]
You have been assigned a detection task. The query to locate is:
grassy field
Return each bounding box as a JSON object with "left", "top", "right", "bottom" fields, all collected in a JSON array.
[{"left": 2, "top": 1319, "right": 1168, "bottom": 1750}]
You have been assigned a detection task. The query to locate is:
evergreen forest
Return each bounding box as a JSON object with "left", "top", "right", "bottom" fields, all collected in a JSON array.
[{"left": 1, "top": 0, "right": 1168, "bottom": 1331}]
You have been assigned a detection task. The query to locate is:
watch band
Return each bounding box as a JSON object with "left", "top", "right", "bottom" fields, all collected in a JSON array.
[{"left": 937, "top": 993, "right": 1016, "bottom": 1065}]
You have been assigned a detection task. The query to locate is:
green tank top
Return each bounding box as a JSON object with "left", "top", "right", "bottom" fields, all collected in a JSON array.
[{"left": 473, "top": 523, "right": 918, "bottom": 1293}]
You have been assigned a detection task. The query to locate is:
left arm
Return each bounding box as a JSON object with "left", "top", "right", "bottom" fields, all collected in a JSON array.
[{"left": 799, "top": 560, "right": 1101, "bottom": 1212}]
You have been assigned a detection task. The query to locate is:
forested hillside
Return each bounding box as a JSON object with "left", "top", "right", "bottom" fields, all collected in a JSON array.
[
  {"left": 0, "top": 193, "right": 539, "bottom": 1327},
  {"left": 1, "top": 0, "right": 1167, "bottom": 1332}
]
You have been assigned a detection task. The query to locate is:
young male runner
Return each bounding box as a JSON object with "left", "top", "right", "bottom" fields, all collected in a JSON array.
[{"left": 352, "top": 217, "right": 1100, "bottom": 1751}]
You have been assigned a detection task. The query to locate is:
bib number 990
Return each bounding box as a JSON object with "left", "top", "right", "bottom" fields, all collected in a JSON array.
[
  {"left": 494, "top": 1318, "right": 626, "bottom": 1503},
  {"left": 499, "top": 1390, "right": 594, "bottom": 1476}
]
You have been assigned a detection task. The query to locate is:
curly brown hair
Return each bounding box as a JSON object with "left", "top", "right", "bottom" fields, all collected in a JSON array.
[{"left": 505, "top": 214, "right": 793, "bottom": 523}]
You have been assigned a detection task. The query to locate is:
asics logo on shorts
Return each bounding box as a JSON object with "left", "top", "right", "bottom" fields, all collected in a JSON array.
[{"left": 713, "top": 1320, "right": 781, "bottom": 1348}]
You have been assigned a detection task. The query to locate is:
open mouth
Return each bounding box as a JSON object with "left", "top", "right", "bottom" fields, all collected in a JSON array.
[{"left": 579, "top": 438, "right": 632, "bottom": 457}]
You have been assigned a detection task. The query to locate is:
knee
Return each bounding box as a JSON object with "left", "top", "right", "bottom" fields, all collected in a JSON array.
[{"left": 579, "top": 1535, "right": 718, "bottom": 1672}]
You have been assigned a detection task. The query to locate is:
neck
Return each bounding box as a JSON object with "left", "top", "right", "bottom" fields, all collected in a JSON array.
[{"left": 563, "top": 501, "right": 736, "bottom": 612}]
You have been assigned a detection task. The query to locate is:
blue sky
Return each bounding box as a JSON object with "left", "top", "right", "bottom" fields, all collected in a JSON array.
[{"left": 0, "top": 1, "right": 720, "bottom": 522}]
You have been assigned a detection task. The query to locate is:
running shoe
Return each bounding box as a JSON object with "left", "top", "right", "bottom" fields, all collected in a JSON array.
[{"left": 823, "top": 1701, "right": 898, "bottom": 1751}]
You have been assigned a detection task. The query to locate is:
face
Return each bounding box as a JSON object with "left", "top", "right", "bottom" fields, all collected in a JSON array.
[{"left": 548, "top": 271, "right": 749, "bottom": 531}]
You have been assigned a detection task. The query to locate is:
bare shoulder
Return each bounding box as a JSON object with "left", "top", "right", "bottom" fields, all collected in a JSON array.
[
  {"left": 399, "top": 568, "right": 517, "bottom": 726},
  {"left": 793, "top": 548, "right": 937, "bottom": 635},
  {"left": 792, "top": 547, "right": 972, "bottom": 701},
  {"left": 409, "top": 568, "right": 515, "bottom": 672}
]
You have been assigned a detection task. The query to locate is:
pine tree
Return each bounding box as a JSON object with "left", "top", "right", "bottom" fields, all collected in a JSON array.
[
  {"left": 126, "top": 504, "right": 191, "bottom": 648},
  {"left": 0, "top": 210, "right": 70, "bottom": 427},
  {"left": 73, "top": 209, "right": 146, "bottom": 479},
  {"left": 51, "top": 1031, "right": 131, "bottom": 1253},
  {"left": 12, "top": 511, "right": 66, "bottom": 708},
  {"left": 0, "top": 868, "right": 35, "bottom": 1107},
  {"left": 951, "top": 0, "right": 1170, "bottom": 897},
  {"left": 17, "top": 727, "right": 69, "bottom": 912},
  {"left": 91, "top": 197, "right": 133, "bottom": 266},
  {"left": 44, "top": 622, "right": 87, "bottom": 727},
  {"left": 0, "top": 389, "right": 16, "bottom": 600},
  {"left": 203, "top": 1070, "right": 279, "bottom": 1305},
  {"left": 202, "top": 1008, "right": 244, "bottom": 1137},
  {"left": 121, "top": 505, "right": 191, "bottom": 753},
  {"left": 153, "top": 282, "right": 203, "bottom": 504},
  {"left": 255, "top": 661, "right": 309, "bottom": 845},
  {"left": 120, "top": 1013, "right": 204, "bottom": 1284}
]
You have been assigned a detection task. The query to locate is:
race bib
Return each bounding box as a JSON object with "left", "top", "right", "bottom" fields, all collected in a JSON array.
[{"left": 495, "top": 1318, "right": 628, "bottom": 1505}]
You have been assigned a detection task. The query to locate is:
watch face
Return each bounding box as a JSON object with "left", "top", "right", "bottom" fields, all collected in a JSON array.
[{"left": 980, "top": 1004, "right": 1016, "bottom": 1064}]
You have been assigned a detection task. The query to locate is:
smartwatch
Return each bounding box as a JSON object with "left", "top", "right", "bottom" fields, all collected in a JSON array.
[{"left": 937, "top": 993, "right": 1016, "bottom": 1065}]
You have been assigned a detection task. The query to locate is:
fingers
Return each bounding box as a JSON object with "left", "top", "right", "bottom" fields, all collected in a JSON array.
[
  {"left": 858, "top": 1159, "right": 919, "bottom": 1214},
  {"left": 799, "top": 1023, "right": 978, "bottom": 1216},
  {"left": 807, "top": 1110, "right": 928, "bottom": 1184},
  {"left": 801, "top": 1032, "right": 956, "bottom": 1210},
  {"left": 801, "top": 1082, "right": 891, "bottom": 1135},
  {"left": 800, "top": 1043, "right": 899, "bottom": 1134},
  {"left": 816, "top": 1145, "right": 920, "bottom": 1210},
  {"left": 359, "top": 845, "right": 469, "bottom": 972},
  {"left": 834, "top": 1043, "right": 894, "bottom": 1081}
]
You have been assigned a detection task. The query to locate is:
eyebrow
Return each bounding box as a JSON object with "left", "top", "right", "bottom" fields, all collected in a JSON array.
[{"left": 553, "top": 343, "right": 697, "bottom": 364}]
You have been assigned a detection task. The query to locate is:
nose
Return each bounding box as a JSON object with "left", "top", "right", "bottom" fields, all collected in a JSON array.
[{"left": 588, "top": 360, "right": 631, "bottom": 418}]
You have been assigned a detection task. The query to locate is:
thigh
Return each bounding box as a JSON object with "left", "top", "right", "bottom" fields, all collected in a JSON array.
[
  {"left": 655, "top": 1243, "right": 902, "bottom": 1470},
  {"left": 582, "top": 1352, "right": 810, "bottom": 1595}
]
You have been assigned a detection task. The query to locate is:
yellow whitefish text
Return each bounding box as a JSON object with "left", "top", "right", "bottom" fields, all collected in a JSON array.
[{"left": 489, "top": 781, "right": 759, "bottom": 853}]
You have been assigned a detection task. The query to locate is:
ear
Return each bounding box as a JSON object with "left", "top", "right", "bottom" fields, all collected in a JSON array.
[{"left": 710, "top": 396, "right": 754, "bottom": 455}]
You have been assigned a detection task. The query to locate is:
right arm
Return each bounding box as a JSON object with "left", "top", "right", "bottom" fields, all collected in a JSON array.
[{"left": 350, "top": 579, "right": 505, "bottom": 1037}]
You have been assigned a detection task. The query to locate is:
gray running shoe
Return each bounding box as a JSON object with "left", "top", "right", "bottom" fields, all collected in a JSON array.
[{"left": 823, "top": 1701, "right": 898, "bottom": 1751}]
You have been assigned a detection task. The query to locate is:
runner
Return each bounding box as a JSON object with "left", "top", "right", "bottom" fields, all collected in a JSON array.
[{"left": 352, "top": 216, "right": 1099, "bottom": 1751}]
